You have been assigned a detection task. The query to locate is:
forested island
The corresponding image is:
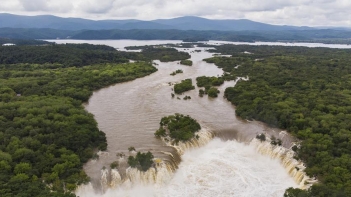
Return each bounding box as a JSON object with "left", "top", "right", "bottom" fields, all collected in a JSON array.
[
  {"left": 196, "top": 76, "right": 223, "bottom": 98},
  {"left": 205, "top": 45, "right": 351, "bottom": 196},
  {"left": 180, "top": 59, "right": 193, "bottom": 66},
  {"left": 0, "top": 43, "right": 189, "bottom": 196},
  {"left": 124, "top": 45, "right": 190, "bottom": 62},
  {"left": 174, "top": 79, "right": 195, "bottom": 94},
  {"left": 154, "top": 113, "right": 201, "bottom": 143}
]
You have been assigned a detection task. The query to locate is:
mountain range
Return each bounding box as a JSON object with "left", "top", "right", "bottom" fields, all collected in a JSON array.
[{"left": 0, "top": 13, "right": 314, "bottom": 31}]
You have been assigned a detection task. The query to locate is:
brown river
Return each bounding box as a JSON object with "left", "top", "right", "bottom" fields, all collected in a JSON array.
[{"left": 47, "top": 40, "right": 325, "bottom": 197}]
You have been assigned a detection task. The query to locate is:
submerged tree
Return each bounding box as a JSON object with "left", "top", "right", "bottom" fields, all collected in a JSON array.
[{"left": 128, "top": 151, "right": 154, "bottom": 172}]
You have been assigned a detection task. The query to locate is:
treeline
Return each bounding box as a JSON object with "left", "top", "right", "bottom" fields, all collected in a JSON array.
[
  {"left": 0, "top": 44, "right": 129, "bottom": 66},
  {"left": 205, "top": 45, "right": 351, "bottom": 196},
  {"left": 125, "top": 46, "right": 190, "bottom": 62},
  {"left": 0, "top": 37, "right": 51, "bottom": 46},
  {"left": 2, "top": 28, "right": 351, "bottom": 44},
  {"left": 0, "top": 44, "right": 191, "bottom": 67},
  {"left": 0, "top": 43, "right": 171, "bottom": 196}
]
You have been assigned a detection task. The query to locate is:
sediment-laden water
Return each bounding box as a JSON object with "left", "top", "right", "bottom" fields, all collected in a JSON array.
[{"left": 49, "top": 40, "right": 314, "bottom": 196}]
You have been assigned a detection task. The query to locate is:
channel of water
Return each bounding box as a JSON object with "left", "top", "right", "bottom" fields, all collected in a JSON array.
[{"left": 47, "top": 40, "right": 345, "bottom": 196}]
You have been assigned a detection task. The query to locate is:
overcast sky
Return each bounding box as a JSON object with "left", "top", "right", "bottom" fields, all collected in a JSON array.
[{"left": 0, "top": 0, "right": 351, "bottom": 27}]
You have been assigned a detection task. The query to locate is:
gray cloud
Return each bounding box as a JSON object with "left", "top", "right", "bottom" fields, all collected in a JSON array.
[{"left": 0, "top": 0, "right": 350, "bottom": 27}]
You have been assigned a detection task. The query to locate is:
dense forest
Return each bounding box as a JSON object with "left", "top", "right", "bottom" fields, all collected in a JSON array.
[
  {"left": 0, "top": 38, "right": 50, "bottom": 46},
  {"left": 0, "top": 43, "right": 189, "bottom": 196},
  {"left": 125, "top": 46, "right": 190, "bottom": 62},
  {"left": 205, "top": 45, "right": 351, "bottom": 196},
  {"left": 0, "top": 44, "right": 190, "bottom": 67}
]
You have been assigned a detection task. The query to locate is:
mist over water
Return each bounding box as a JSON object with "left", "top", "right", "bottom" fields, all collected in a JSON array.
[{"left": 77, "top": 139, "right": 297, "bottom": 197}]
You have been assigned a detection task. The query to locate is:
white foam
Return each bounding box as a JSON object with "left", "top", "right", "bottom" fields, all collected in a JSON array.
[{"left": 77, "top": 139, "right": 298, "bottom": 197}]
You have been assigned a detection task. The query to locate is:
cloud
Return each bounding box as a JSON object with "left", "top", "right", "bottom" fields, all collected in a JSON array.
[
  {"left": 79, "top": 0, "right": 115, "bottom": 14},
  {"left": 0, "top": 0, "right": 350, "bottom": 27},
  {"left": 18, "top": 0, "right": 48, "bottom": 11}
]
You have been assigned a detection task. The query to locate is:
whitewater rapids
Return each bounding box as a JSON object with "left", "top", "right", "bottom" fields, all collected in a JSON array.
[{"left": 77, "top": 138, "right": 298, "bottom": 197}]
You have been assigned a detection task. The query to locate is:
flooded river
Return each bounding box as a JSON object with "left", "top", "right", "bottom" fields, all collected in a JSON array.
[{"left": 48, "top": 40, "right": 321, "bottom": 196}]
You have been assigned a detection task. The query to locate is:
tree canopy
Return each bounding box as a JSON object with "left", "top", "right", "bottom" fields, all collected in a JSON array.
[
  {"left": 155, "top": 113, "right": 201, "bottom": 142},
  {"left": 205, "top": 44, "right": 351, "bottom": 196},
  {"left": 0, "top": 43, "right": 166, "bottom": 196}
]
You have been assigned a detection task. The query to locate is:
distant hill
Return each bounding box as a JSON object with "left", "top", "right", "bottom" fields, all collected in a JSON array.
[
  {"left": 2, "top": 28, "right": 350, "bottom": 44},
  {"left": 0, "top": 13, "right": 314, "bottom": 31}
]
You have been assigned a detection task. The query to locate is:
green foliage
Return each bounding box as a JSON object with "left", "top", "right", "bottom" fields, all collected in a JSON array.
[
  {"left": 110, "top": 161, "right": 119, "bottom": 169},
  {"left": 180, "top": 59, "right": 193, "bottom": 66},
  {"left": 125, "top": 46, "right": 190, "bottom": 62},
  {"left": 208, "top": 44, "right": 351, "bottom": 196},
  {"left": 256, "top": 134, "right": 266, "bottom": 142},
  {"left": 127, "top": 151, "right": 154, "bottom": 172},
  {"left": 0, "top": 62, "right": 157, "bottom": 102},
  {"left": 0, "top": 37, "right": 51, "bottom": 46},
  {"left": 196, "top": 76, "right": 224, "bottom": 87},
  {"left": 0, "top": 44, "right": 128, "bottom": 66},
  {"left": 154, "top": 127, "right": 166, "bottom": 138},
  {"left": 128, "top": 147, "right": 136, "bottom": 152},
  {"left": 155, "top": 114, "right": 201, "bottom": 142},
  {"left": 284, "top": 187, "right": 310, "bottom": 197},
  {"left": 174, "top": 79, "right": 195, "bottom": 94},
  {"left": 183, "top": 95, "right": 191, "bottom": 100},
  {"left": 0, "top": 44, "right": 159, "bottom": 196},
  {"left": 199, "top": 89, "right": 205, "bottom": 97},
  {"left": 207, "top": 87, "right": 220, "bottom": 98},
  {"left": 170, "top": 69, "right": 183, "bottom": 76},
  {"left": 270, "top": 136, "right": 282, "bottom": 146}
]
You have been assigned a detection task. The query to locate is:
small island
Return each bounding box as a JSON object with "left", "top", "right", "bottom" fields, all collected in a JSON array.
[
  {"left": 207, "top": 87, "right": 220, "bottom": 98},
  {"left": 170, "top": 69, "right": 183, "bottom": 76},
  {"left": 174, "top": 79, "right": 195, "bottom": 94},
  {"left": 196, "top": 76, "right": 224, "bottom": 87},
  {"left": 180, "top": 59, "right": 193, "bottom": 66},
  {"left": 154, "top": 113, "right": 201, "bottom": 143},
  {"left": 196, "top": 76, "right": 222, "bottom": 98}
]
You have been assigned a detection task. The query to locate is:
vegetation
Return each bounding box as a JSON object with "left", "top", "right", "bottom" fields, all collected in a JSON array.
[
  {"left": 256, "top": 134, "right": 266, "bottom": 142},
  {"left": 170, "top": 69, "right": 183, "bottom": 76},
  {"left": 183, "top": 95, "right": 191, "bottom": 100},
  {"left": 154, "top": 114, "right": 201, "bottom": 142},
  {"left": 199, "top": 89, "right": 205, "bottom": 97},
  {"left": 196, "top": 76, "right": 223, "bottom": 98},
  {"left": 0, "top": 37, "right": 51, "bottom": 46},
  {"left": 124, "top": 46, "right": 190, "bottom": 62},
  {"left": 0, "top": 44, "right": 159, "bottom": 196},
  {"left": 206, "top": 44, "right": 351, "bottom": 196},
  {"left": 207, "top": 87, "right": 220, "bottom": 98},
  {"left": 180, "top": 59, "right": 193, "bottom": 66},
  {"left": 0, "top": 44, "right": 128, "bottom": 66},
  {"left": 3, "top": 28, "right": 351, "bottom": 44},
  {"left": 110, "top": 161, "right": 119, "bottom": 169},
  {"left": 174, "top": 79, "right": 195, "bottom": 94},
  {"left": 128, "top": 147, "right": 136, "bottom": 152},
  {"left": 127, "top": 151, "right": 154, "bottom": 172}
]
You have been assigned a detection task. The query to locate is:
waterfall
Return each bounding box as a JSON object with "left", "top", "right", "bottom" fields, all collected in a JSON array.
[
  {"left": 100, "top": 169, "right": 109, "bottom": 192},
  {"left": 251, "top": 138, "right": 317, "bottom": 189},
  {"left": 110, "top": 169, "right": 122, "bottom": 188},
  {"left": 161, "top": 127, "right": 214, "bottom": 155},
  {"left": 76, "top": 128, "right": 214, "bottom": 194},
  {"left": 76, "top": 129, "right": 316, "bottom": 196}
]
